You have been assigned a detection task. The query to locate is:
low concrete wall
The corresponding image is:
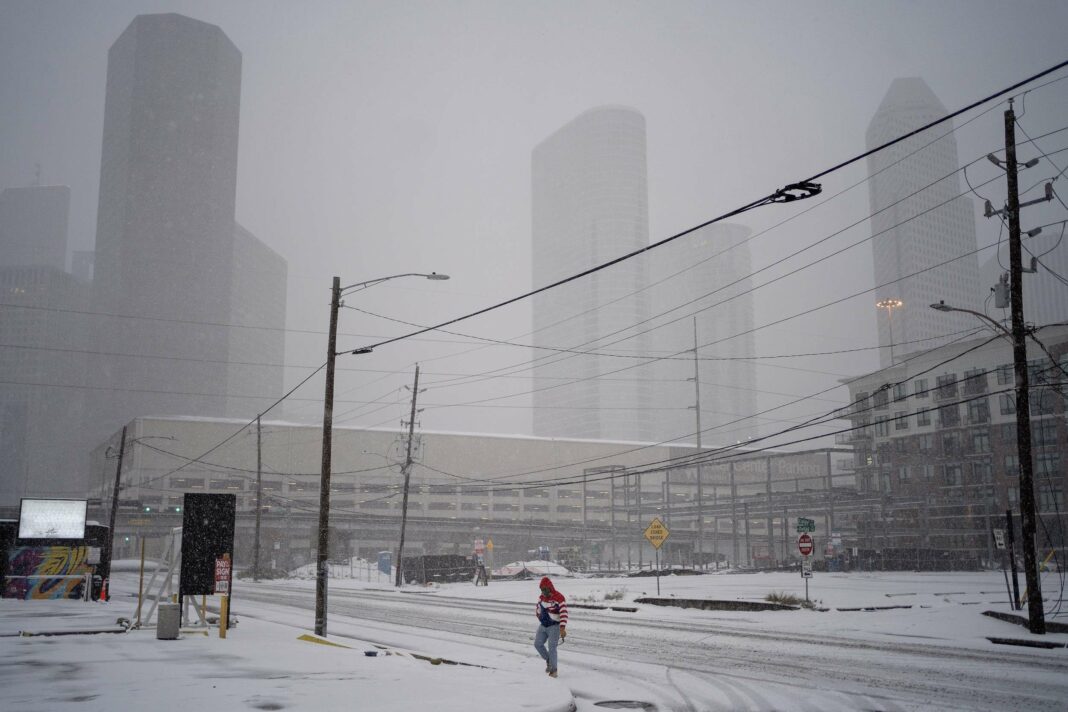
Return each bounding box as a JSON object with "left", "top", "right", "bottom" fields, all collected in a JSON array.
[{"left": 634, "top": 597, "right": 797, "bottom": 612}]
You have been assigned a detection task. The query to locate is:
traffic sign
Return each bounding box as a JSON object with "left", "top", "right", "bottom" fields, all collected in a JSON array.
[
  {"left": 796, "top": 517, "right": 815, "bottom": 533},
  {"left": 797, "top": 533, "right": 814, "bottom": 557},
  {"left": 486, "top": 538, "right": 494, "bottom": 552},
  {"left": 643, "top": 517, "right": 670, "bottom": 550},
  {"left": 992, "top": 529, "right": 1005, "bottom": 550},
  {"left": 801, "top": 557, "right": 813, "bottom": 579},
  {"left": 214, "top": 556, "right": 231, "bottom": 595}
]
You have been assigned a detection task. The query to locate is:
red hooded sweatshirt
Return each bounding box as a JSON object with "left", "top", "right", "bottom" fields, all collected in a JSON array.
[{"left": 535, "top": 576, "right": 568, "bottom": 628}]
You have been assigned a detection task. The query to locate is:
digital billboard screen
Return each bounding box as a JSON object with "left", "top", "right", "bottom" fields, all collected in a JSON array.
[{"left": 17, "top": 498, "right": 88, "bottom": 539}]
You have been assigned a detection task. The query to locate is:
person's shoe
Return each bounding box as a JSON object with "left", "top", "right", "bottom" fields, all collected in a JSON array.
[
  {"left": 548, "top": 669, "right": 558, "bottom": 678},
  {"left": 545, "top": 663, "right": 551, "bottom": 673}
]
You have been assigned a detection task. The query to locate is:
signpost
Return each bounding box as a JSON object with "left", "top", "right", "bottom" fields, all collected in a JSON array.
[
  {"left": 214, "top": 554, "right": 231, "bottom": 639},
  {"left": 797, "top": 533, "right": 814, "bottom": 602},
  {"left": 644, "top": 517, "right": 670, "bottom": 595}
]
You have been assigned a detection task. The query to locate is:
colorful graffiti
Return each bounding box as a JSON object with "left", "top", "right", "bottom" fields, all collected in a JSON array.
[{"left": 4, "top": 546, "right": 91, "bottom": 599}]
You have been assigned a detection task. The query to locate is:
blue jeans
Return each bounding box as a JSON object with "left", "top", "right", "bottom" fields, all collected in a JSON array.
[{"left": 534, "top": 624, "right": 561, "bottom": 671}]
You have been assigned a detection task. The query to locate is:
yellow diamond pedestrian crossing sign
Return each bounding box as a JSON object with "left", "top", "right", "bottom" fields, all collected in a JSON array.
[{"left": 643, "top": 517, "right": 669, "bottom": 550}]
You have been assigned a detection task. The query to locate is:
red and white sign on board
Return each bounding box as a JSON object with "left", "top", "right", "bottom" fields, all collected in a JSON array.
[
  {"left": 797, "top": 533, "right": 814, "bottom": 557},
  {"left": 214, "top": 556, "right": 232, "bottom": 595}
]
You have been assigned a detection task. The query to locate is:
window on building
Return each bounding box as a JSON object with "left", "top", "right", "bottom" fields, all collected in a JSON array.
[
  {"left": 557, "top": 489, "right": 581, "bottom": 499},
  {"left": 893, "top": 383, "right": 908, "bottom": 402},
  {"left": 854, "top": 392, "right": 869, "bottom": 414},
  {"left": 973, "top": 460, "right": 993, "bottom": 484},
  {"left": 1007, "top": 486, "right": 1019, "bottom": 505},
  {"left": 894, "top": 411, "right": 909, "bottom": 430},
  {"left": 941, "top": 432, "right": 960, "bottom": 455},
  {"left": 917, "top": 408, "right": 932, "bottom": 427},
  {"left": 523, "top": 503, "right": 550, "bottom": 512},
  {"left": 898, "top": 466, "right": 910, "bottom": 483},
  {"left": 918, "top": 433, "right": 933, "bottom": 452},
  {"left": 971, "top": 430, "right": 991, "bottom": 453},
  {"left": 999, "top": 394, "right": 1016, "bottom": 415},
  {"left": 938, "top": 403, "right": 960, "bottom": 428},
  {"left": 430, "top": 502, "right": 457, "bottom": 511},
  {"left": 967, "top": 398, "right": 990, "bottom": 424},
  {"left": 963, "top": 368, "right": 988, "bottom": 394},
  {"left": 1038, "top": 483, "right": 1064, "bottom": 513},
  {"left": 1036, "top": 453, "right": 1061, "bottom": 478},
  {"left": 914, "top": 378, "right": 929, "bottom": 399},
  {"left": 936, "top": 374, "right": 958, "bottom": 398},
  {"left": 1004, "top": 454, "right": 1020, "bottom": 478},
  {"left": 461, "top": 502, "right": 489, "bottom": 511},
  {"left": 494, "top": 489, "right": 518, "bottom": 497},
  {"left": 523, "top": 488, "right": 550, "bottom": 498},
  {"left": 491, "top": 502, "right": 518, "bottom": 512},
  {"left": 1028, "top": 358, "right": 1049, "bottom": 385},
  {"left": 556, "top": 504, "right": 581, "bottom": 513},
  {"left": 1030, "top": 389, "right": 1060, "bottom": 417},
  {"left": 874, "top": 418, "right": 890, "bottom": 437},
  {"left": 912, "top": 463, "right": 933, "bottom": 481},
  {"left": 1032, "top": 419, "right": 1059, "bottom": 447},
  {"left": 428, "top": 485, "right": 457, "bottom": 495},
  {"left": 873, "top": 388, "right": 889, "bottom": 410},
  {"left": 880, "top": 472, "right": 892, "bottom": 492},
  {"left": 1000, "top": 423, "right": 1017, "bottom": 445},
  {"left": 996, "top": 364, "right": 1013, "bottom": 385},
  {"left": 943, "top": 464, "right": 963, "bottom": 486}
]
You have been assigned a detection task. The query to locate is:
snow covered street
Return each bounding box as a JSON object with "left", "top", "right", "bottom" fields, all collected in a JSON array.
[{"left": 2, "top": 567, "right": 1066, "bottom": 711}]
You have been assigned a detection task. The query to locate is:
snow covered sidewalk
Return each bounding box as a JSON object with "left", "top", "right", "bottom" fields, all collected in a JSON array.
[{"left": 0, "top": 596, "right": 574, "bottom": 712}]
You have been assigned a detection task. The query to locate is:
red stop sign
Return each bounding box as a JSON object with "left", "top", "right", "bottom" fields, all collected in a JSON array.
[{"left": 797, "top": 533, "right": 814, "bottom": 556}]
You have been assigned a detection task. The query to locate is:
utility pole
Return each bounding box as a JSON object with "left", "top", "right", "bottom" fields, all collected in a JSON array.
[
  {"left": 395, "top": 364, "right": 422, "bottom": 587},
  {"left": 254, "top": 416, "right": 262, "bottom": 582},
  {"left": 104, "top": 425, "right": 127, "bottom": 599},
  {"left": 315, "top": 276, "right": 341, "bottom": 637},
  {"left": 1002, "top": 100, "right": 1045, "bottom": 634},
  {"left": 689, "top": 318, "right": 705, "bottom": 564}
]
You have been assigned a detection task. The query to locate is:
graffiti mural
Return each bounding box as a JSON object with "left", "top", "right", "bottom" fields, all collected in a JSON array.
[{"left": 3, "top": 546, "right": 91, "bottom": 599}]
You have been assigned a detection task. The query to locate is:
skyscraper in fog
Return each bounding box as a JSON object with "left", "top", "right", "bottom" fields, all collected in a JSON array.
[
  {"left": 867, "top": 78, "right": 981, "bottom": 366},
  {"left": 90, "top": 14, "right": 285, "bottom": 453},
  {"left": 649, "top": 224, "right": 757, "bottom": 446},
  {"left": 531, "top": 106, "right": 654, "bottom": 442},
  {"left": 0, "top": 185, "right": 88, "bottom": 504}
]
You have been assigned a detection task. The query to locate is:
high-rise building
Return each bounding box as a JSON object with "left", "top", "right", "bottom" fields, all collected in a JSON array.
[
  {"left": 867, "top": 78, "right": 981, "bottom": 366},
  {"left": 531, "top": 106, "right": 654, "bottom": 442},
  {"left": 648, "top": 223, "right": 757, "bottom": 446},
  {"left": 0, "top": 185, "right": 89, "bottom": 505},
  {"left": 89, "top": 14, "right": 284, "bottom": 448},
  {"left": 227, "top": 222, "right": 287, "bottom": 419}
]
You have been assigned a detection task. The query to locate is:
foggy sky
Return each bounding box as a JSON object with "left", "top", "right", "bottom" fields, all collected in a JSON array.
[{"left": 2, "top": 0, "right": 1067, "bottom": 445}]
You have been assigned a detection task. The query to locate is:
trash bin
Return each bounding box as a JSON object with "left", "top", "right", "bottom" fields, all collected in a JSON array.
[{"left": 157, "top": 602, "right": 180, "bottom": 640}]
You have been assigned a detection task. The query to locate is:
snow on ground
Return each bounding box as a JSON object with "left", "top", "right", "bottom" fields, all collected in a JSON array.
[{"left": 1, "top": 564, "right": 1066, "bottom": 711}]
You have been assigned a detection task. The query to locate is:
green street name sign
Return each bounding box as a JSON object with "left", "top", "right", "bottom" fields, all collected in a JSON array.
[{"left": 796, "top": 517, "right": 815, "bottom": 533}]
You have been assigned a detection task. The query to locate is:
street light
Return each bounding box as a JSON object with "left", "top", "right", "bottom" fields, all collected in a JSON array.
[
  {"left": 315, "top": 271, "right": 449, "bottom": 637},
  {"left": 876, "top": 299, "right": 904, "bottom": 365},
  {"left": 929, "top": 299, "right": 1044, "bottom": 632}
]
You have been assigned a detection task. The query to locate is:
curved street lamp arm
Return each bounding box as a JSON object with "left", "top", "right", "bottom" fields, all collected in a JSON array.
[{"left": 340, "top": 272, "right": 448, "bottom": 295}]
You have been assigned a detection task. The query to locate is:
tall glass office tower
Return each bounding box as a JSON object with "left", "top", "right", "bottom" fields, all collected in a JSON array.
[{"left": 531, "top": 106, "right": 654, "bottom": 442}]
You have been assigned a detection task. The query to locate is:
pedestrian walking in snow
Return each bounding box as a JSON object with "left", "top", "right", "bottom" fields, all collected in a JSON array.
[{"left": 533, "top": 576, "right": 568, "bottom": 678}]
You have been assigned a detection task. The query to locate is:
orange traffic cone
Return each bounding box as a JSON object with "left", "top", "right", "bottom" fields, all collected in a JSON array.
[{"left": 99, "top": 578, "right": 108, "bottom": 602}]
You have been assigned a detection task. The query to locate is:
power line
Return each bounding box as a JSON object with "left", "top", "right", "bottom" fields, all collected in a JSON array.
[{"left": 351, "top": 60, "right": 1068, "bottom": 357}]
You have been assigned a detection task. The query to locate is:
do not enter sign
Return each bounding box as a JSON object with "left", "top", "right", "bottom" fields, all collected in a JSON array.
[{"left": 797, "top": 533, "right": 814, "bottom": 557}]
